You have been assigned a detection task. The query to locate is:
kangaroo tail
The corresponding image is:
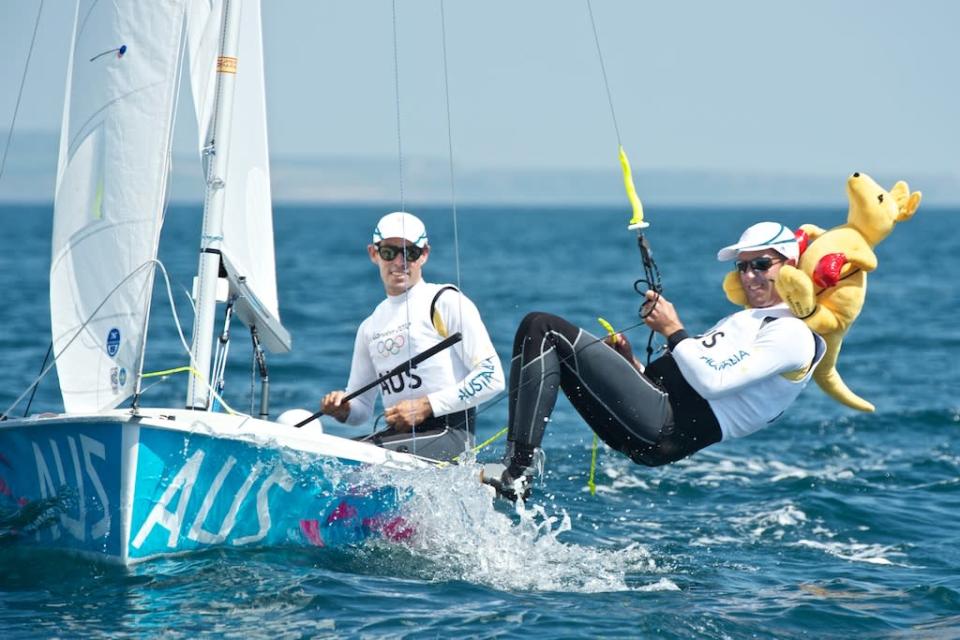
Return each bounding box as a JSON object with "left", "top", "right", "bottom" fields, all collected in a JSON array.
[{"left": 812, "top": 333, "right": 875, "bottom": 412}]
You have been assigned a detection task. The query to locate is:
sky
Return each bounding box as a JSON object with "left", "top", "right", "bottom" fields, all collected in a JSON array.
[{"left": 1, "top": 0, "right": 958, "bottom": 204}]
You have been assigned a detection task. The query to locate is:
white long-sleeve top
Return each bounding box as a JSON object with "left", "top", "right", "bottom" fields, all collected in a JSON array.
[
  {"left": 671, "top": 304, "right": 825, "bottom": 440},
  {"left": 343, "top": 281, "right": 505, "bottom": 426}
]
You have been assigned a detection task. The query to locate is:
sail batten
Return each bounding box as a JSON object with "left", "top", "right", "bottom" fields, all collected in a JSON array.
[{"left": 51, "top": 1, "right": 188, "bottom": 412}]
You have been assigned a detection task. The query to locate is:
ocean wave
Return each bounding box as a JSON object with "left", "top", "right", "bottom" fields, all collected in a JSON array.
[{"left": 794, "top": 539, "right": 910, "bottom": 566}]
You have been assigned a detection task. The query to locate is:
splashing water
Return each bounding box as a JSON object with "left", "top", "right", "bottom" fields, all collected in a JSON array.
[{"left": 351, "top": 460, "right": 668, "bottom": 593}]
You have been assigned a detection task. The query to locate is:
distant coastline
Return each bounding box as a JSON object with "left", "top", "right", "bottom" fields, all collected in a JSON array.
[{"left": 2, "top": 131, "right": 957, "bottom": 207}]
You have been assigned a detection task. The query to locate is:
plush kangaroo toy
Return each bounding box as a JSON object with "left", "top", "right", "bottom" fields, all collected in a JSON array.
[{"left": 722, "top": 172, "right": 921, "bottom": 411}]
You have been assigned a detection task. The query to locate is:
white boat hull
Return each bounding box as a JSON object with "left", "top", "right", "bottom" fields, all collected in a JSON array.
[{"left": 0, "top": 410, "right": 427, "bottom": 564}]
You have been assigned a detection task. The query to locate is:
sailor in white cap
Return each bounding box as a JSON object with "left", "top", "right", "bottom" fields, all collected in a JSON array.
[
  {"left": 715, "top": 221, "right": 801, "bottom": 309},
  {"left": 484, "top": 221, "right": 826, "bottom": 501},
  {"left": 321, "top": 212, "right": 504, "bottom": 461}
]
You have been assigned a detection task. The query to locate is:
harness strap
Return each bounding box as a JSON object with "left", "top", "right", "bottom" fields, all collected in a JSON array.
[{"left": 429, "top": 285, "right": 459, "bottom": 337}]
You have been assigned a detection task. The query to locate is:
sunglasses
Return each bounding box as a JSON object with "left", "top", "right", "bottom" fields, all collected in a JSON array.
[
  {"left": 735, "top": 256, "right": 782, "bottom": 273},
  {"left": 376, "top": 243, "right": 424, "bottom": 262}
]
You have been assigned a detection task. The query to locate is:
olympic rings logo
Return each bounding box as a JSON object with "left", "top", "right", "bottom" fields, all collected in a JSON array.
[{"left": 377, "top": 335, "right": 405, "bottom": 356}]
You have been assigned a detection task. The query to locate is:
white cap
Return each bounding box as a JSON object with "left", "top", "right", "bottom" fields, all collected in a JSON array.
[
  {"left": 372, "top": 211, "right": 428, "bottom": 248},
  {"left": 716, "top": 221, "right": 799, "bottom": 262}
]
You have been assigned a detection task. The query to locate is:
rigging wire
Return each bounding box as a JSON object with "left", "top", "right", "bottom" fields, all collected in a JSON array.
[
  {"left": 586, "top": 0, "right": 622, "bottom": 146},
  {"left": 389, "top": 0, "right": 420, "bottom": 453},
  {"left": 1, "top": 259, "right": 242, "bottom": 420},
  {"left": 210, "top": 298, "right": 235, "bottom": 412},
  {"left": 378, "top": 2, "right": 473, "bottom": 453},
  {"left": 391, "top": 0, "right": 406, "bottom": 212},
  {"left": 581, "top": 1, "right": 664, "bottom": 490},
  {"left": 250, "top": 340, "right": 257, "bottom": 416},
  {"left": 0, "top": 0, "right": 45, "bottom": 186},
  {"left": 584, "top": 0, "right": 662, "bottom": 363},
  {"left": 438, "top": 0, "right": 471, "bottom": 442},
  {"left": 122, "top": 260, "right": 241, "bottom": 416},
  {"left": 21, "top": 342, "right": 52, "bottom": 417},
  {"left": 0, "top": 261, "right": 160, "bottom": 419},
  {"left": 439, "top": 0, "right": 463, "bottom": 297}
]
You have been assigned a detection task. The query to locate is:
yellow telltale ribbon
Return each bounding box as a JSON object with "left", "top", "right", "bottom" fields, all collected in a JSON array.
[
  {"left": 619, "top": 145, "right": 647, "bottom": 229},
  {"left": 597, "top": 316, "right": 618, "bottom": 343},
  {"left": 588, "top": 434, "right": 599, "bottom": 496},
  {"left": 586, "top": 317, "right": 621, "bottom": 495}
]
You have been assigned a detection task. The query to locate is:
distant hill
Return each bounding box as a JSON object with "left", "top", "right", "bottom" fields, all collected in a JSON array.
[{"left": 2, "top": 131, "right": 957, "bottom": 207}]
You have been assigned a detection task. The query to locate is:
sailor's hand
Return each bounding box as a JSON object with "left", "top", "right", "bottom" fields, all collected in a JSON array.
[
  {"left": 642, "top": 290, "right": 684, "bottom": 337},
  {"left": 604, "top": 330, "right": 631, "bottom": 356},
  {"left": 385, "top": 397, "right": 433, "bottom": 432},
  {"left": 321, "top": 390, "right": 351, "bottom": 423},
  {"left": 605, "top": 332, "right": 644, "bottom": 371}
]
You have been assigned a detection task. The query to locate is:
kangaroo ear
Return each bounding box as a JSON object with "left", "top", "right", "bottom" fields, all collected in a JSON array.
[
  {"left": 897, "top": 191, "right": 922, "bottom": 221},
  {"left": 889, "top": 181, "right": 909, "bottom": 207}
]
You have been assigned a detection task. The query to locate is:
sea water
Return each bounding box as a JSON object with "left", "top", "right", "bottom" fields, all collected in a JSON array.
[{"left": 0, "top": 203, "right": 957, "bottom": 638}]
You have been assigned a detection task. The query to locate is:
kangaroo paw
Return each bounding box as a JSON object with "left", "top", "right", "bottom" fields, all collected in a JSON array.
[
  {"left": 723, "top": 271, "right": 749, "bottom": 307},
  {"left": 776, "top": 265, "right": 816, "bottom": 318}
]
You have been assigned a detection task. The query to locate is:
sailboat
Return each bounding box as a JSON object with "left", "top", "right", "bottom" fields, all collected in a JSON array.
[{"left": 0, "top": 0, "right": 434, "bottom": 563}]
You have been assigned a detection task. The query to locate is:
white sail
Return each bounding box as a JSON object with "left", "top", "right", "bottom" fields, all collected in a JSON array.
[
  {"left": 50, "top": 1, "right": 187, "bottom": 412},
  {"left": 187, "top": 0, "right": 290, "bottom": 353}
]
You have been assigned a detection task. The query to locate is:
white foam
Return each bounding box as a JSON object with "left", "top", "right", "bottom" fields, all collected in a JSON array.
[
  {"left": 636, "top": 577, "right": 681, "bottom": 592},
  {"left": 690, "top": 535, "right": 742, "bottom": 547},
  {"left": 354, "top": 461, "right": 663, "bottom": 593},
  {"left": 672, "top": 453, "right": 861, "bottom": 486},
  {"left": 730, "top": 504, "right": 808, "bottom": 539},
  {"left": 794, "top": 539, "right": 908, "bottom": 566}
]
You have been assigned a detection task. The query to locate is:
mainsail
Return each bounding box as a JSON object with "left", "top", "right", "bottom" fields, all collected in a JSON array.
[
  {"left": 186, "top": 0, "right": 290, "bottom": 354},
  {"left": 50, "top": 1, "right": 187, "bottom": 412}
]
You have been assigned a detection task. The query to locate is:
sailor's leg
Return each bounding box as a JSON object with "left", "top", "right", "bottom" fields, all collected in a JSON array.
[
  {"left": 506, "top": 311, "right": 713, "bottom": 474},
  {"left": 557, "top": 328, "right": 674, "bottom": 460},
  {"left": 504, "top": 312, "right": 671, "bottom": 470},
  {"left": 504, "top": 312, "right": 565, "bottom": 475},
  {"left": 560, "top": 340, "right": 722, "bottom": 466}
]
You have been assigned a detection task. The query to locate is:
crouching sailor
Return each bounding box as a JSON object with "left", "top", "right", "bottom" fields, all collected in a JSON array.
[
  {"left": 321, "top": 211, "right": 505, "bottom": 462},
  {"left": 484, "top": 222, "right": 826, "bottom": 500}
]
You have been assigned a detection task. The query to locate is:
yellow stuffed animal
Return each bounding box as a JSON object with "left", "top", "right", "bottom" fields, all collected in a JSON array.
[{"left": 722, "top": 172, "right": 921, "bottom": 412}]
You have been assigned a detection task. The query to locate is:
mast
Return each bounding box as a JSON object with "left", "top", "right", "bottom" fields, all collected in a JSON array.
[{"left": 187, "top": 0, "right": 244, "bottom": 410}]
